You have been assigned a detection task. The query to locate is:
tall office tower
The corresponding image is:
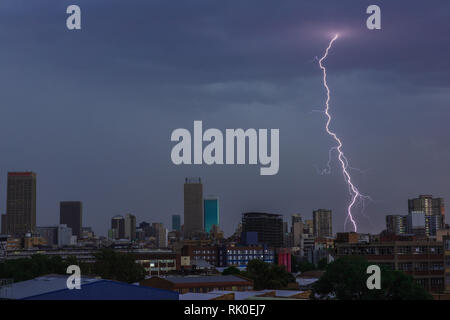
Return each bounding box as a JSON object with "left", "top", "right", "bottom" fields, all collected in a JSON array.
[
  {"left": 1, "top": 214, "right": 7, "bottom": 235},
  {"left": 4, "top": 172, "right": 37, "bottom": 236},
  {"left": 60, "top": 201, "right": 82, "bottom": 238},
  {"left": 172, "top": 215, "right": 181, "bottom": 231},
  {"left": 111, "top": 215, "right": 125, "bottom": 239},
  {"left": 204, "top": 197, "right": 219, "bottom": 233},
  {"left": 408, "top": 195, "right": 445, "bottom": 230},
  {"left": 153, "top": 222, "right": 167, "bottom": 248},
  {"left": 242, "top": 212, "right": 283, "bottom": 248},
  {"left": 124, "top": 213, "right": 136, "bottom": 240},
  {"left": 313, "top": 209, "right": 332, "bottom": 238},
  {"left": 291, "top": 214, "right": 304, "bottom": 247},
  {"left": 139, "top": 221, "right": 152, "bottom": 237},
  {"left": 386, "top": 214, "right": 407, "bottom": 235},
  {"left": 303, "top": 219, "right": 314, "bottom": 235},
  {"left": 184, "top": 177, "right": 203, "bottom": 238}
]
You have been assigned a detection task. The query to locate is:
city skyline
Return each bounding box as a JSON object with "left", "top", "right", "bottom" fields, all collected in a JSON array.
[
  {"left": 0, "top": 1, "right": 449, "bottom": 236},
  {"left": 0, "top": 170, "right": 448, "bottom": 237}
]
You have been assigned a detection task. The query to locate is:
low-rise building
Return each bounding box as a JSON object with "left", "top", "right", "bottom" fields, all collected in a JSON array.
[
  {"left": 140, "top": 275, "right": 253, "bottom": 294},
  {"left": 336, "top": 240, "right": 445, "bottom": 292}
]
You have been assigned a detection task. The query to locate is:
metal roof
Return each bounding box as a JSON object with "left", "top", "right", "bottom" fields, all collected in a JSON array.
[
  {"left": 1, "top": 274, "right": 100, "bottom": 300},
  {"left": 1, "top": 274, "right": 179, "bottom": 300}
]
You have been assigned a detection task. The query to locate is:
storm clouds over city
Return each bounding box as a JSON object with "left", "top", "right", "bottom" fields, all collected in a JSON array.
[{"left": 0, "top": 0, "right": 449, "bottom": 236}]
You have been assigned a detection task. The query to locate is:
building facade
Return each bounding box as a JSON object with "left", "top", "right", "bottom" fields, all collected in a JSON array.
[
  {"left": 172, "top": 214, "right": 181, "bottom": 232},
  {"left": 36, "top": 224, "right": 73, "bottom": 247},
  {"left": 408, "top": 195, "right": 445, "bottom": 232},
  {"left": 110, "top": 215, "right": 125, "bottom": 239},
  {"left": 204, "top": 197, "right": 219, "bottom": 233},
  {"left": 386, "top": 214, "right": 407, "bottom": 235},
  {"left": 124, "top": 213, "right": 136, "bottom": 240},
  {"left": 184, "top": 178, "right": 203, "bottom": 238},
  {"left": 291, "top": 214, "right": 303, "bottom": 247},
  {"left": 313, "top": 209, "right": 332, "bottom": 238},
  {"left": 3, "top": 172, "right": 37, "bottom": 236},
  {"left": 336, "top": 240, "right": 445, "bottom": 292},
  {"left": 242, "top": 212, "right": 283, "bottom": 248},
  {"left": 60, "top": 201, "right": 82, "bottom": 238}
]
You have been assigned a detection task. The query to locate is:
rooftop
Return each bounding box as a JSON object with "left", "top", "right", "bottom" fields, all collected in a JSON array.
[
  {"left": 163, "top": 275, "right": 250, "bottom": 284},
  {"left": 0, "top": 274, "right": 179, "bottom": 300}
]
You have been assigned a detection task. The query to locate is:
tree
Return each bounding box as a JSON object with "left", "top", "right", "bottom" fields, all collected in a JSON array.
[
  {"left": 297, "top": 260, "right": 316, "bottom": 273},
  {"left": 317, "top": 258, "right": 328, "bottom": 270},
  {"left": 242, "top": 259, "right": 296, "bottom": 290},
  {"left": 222, "top": 266, "right": 241, "bottom": 275},
  {"left": 0, "top": 254, "right": 68, "bottom": 282},
  {"left": 91, "top": 249, "right": 146, "bottom": 283},
  {"left": 312, "top": 256, "right": 432, "bottom": 300}
]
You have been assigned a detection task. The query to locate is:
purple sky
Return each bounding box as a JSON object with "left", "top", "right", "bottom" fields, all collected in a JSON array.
[{"left": 0, "top": 0, "right": 449, "bottom": 236}]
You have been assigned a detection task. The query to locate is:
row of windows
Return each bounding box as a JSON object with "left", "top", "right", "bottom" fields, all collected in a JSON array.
[
  {"left": 227, "top": 255, "right": 265, "bottom": 261},
  {"left": 416, "top": 278, "right": 444, "bottom": 286},
  {"left": 397, "top": 246, "right": 442, "bottom": 254},
  {"left": 228, "top": 259, "right": 273, "bottom": 264},
  {"left": 339, "top": 246, "right": 443, "bottom": 255},
  {"left": 193, "top": 250, "right": 215, "bottom": 254},
  {"left": 228, "top": 250, "right": 273, "bottom": 255},
  {"left": 398, "top": 262, "right": 444, "bottom": 271}
]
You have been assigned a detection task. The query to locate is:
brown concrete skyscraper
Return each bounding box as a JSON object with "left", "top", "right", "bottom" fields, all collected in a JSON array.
[
  {"left": 4, "top": 172, "right": 37, "bottom": 236},
  {"left": 313, "top": 209, "right": 332, "bottom": 238},
  {"left": 184, "top": 177, "right": 203, "bottom": 238},
  {"left": 60, "top": 201, "right": 83, "bottom": 238}
]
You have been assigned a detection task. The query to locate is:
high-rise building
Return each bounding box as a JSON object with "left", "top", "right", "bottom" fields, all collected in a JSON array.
[
  {"left": 303, "top": 219, "right": 313, "bottom": 235},
  {"left": 1, "top": 214, "right": 7, "bottom": 235},
  {"left": 204, "top": 197, "right": 219, "bottom": 233},
  {"left": 139, "top": 221, "right": 152, "bottom": 237},
  {"left": 241, "top": 212, "right": 283, "bottom": 248},
  {"left": 111, "top": 215, "right": 125, "bottom": 239},
  {"left": 152, "top": 222, "right": 167, "bottom": 248},
  {"left": 386, "top": 214, "right": 407, "bottom": 235},
  {"left": 4, "top": 172, "right": 37, "bottom": 236},
  {"left": 60, "top": 201, "right": 82, "bottom": 238},
  {"left": 408, "top": 195, "right": 445, "bottom": 231},
  {"left": 184, "top": 178, "right": 203, "bottom": 238},
  {"left": 291, "top": 214, "right": 304, "bottom": 247},
  {"left": 409, "top": 195, "right": 445, "bottom": 216},
  {"left": 313, "top": 209, "right": 332, "bottom": 238},
  {"left": 426, "top": 215, "right": 442, "bottom": 237},
  {"left": 124, "top": 213, "right": 136, "bottom": 240},
  {"left": 172, "top": 215, "right": 181, "bottom": 232}
]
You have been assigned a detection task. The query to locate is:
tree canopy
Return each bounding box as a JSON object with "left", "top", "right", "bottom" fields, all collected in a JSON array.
[
  {"left": 88, "top": 249, "right": 146, "bottom": 283},
  {"left": 241, "top": 259, "right": 296, "bottom": 290},
  {"left": 0, "top": 249, "right": 146, "bottom": 284},
  {"left": 0, "top": 254, "right": 69, "bottom": 282},
  {"left": 312, "top": 256, "right": 432, "bottom": 300}
]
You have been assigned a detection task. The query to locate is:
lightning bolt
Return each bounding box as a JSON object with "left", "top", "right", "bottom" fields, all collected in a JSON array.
[{"left": 318, "top": 34, "right": 369, "bottom": 232}]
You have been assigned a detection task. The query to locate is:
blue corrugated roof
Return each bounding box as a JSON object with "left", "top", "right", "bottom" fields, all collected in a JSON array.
[{"left": 21, "top": 279, "right": 179, "bottom": 300}]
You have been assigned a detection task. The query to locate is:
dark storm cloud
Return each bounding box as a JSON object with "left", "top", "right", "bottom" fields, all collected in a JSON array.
[{"left": 0, "top": 0, "right": 449, "bottom": 236}]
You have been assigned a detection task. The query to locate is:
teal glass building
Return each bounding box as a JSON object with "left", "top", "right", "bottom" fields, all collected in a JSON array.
[
  {"left": 204, "top": 198, "right": 219, "bottom": 233},
  {"left": 172, "top": 214, "right": 181, "bottom": 231}
]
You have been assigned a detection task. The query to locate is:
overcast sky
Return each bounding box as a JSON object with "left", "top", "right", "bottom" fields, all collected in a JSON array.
[{"left": 0, "top": 0, "right": 449, "bottom": 236}]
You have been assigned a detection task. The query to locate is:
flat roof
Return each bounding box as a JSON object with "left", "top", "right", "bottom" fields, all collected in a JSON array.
[{"left": 163, "top": 275, "right": 250, "bottom": 284}]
